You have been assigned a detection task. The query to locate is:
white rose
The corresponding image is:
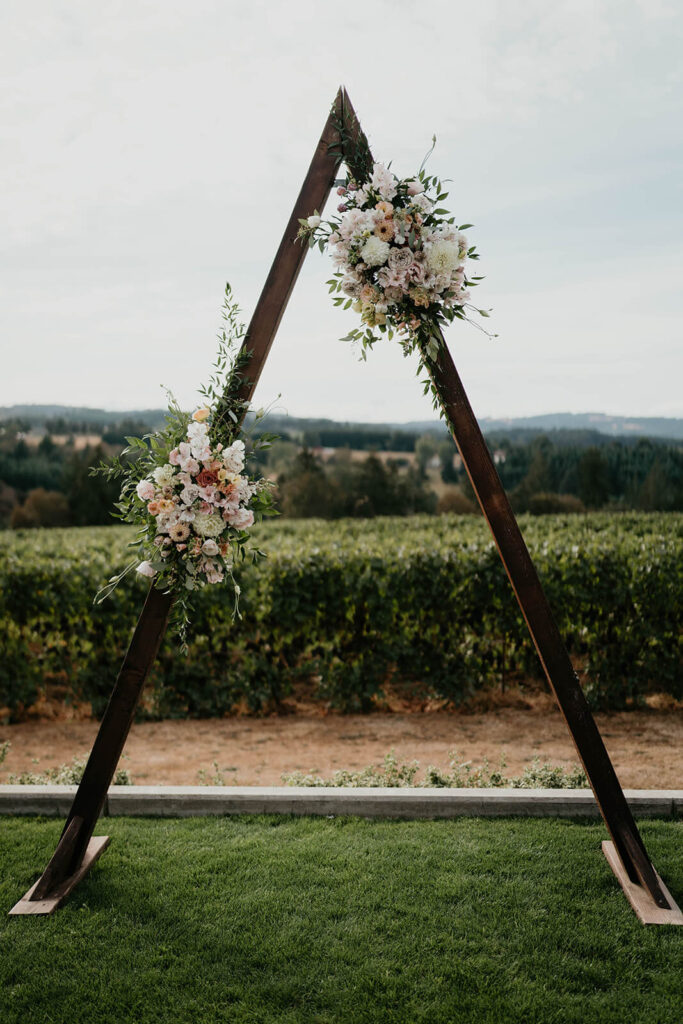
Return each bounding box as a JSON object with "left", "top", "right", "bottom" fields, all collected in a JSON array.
[
  {"left": 152, "top": 464, "right": 176, "bottom": 487},
  {"left": 223, "top": 440, "right": 245, "bottom": 474},
  {"left": 202, "top": 539, "right": 219, "bottom": 556},
  {"left": 307, "top": 214, "right": 321, "bottom": 228},
  {"left": 341, "top": 274, "right": 362, "bottom": 297},
  {"left": 180, "top": 485, "right": 199, "bottom": 505}
]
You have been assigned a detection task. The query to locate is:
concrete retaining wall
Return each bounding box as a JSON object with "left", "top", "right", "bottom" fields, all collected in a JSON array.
[{"left": 1, "top": 785, "right": 680, "bottom": 819}]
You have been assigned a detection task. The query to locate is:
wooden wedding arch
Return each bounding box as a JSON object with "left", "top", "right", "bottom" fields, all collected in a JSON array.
[{"left": 11, "top": 87, "right": 682, "bottom": 926}]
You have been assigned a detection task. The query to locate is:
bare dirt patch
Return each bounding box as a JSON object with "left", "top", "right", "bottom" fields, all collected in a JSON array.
[{"left": 1, "top": 692, "right": 681, "bottom": 789}]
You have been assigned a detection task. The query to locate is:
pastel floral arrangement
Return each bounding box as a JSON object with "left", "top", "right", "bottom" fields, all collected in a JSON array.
[
  {"left": 94, "top": 285, "right": 276, "bottom": 643},
  {"left": 298, "top": 159, "right": 489, "bottom": 365},
  {"left": 131, "top": 414, "right": 264, "bottom": 592}
]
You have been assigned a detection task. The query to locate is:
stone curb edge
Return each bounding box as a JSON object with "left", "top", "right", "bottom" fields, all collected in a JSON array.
[{"left": 1, "top": 785, "right": 682, "bottom": 819}]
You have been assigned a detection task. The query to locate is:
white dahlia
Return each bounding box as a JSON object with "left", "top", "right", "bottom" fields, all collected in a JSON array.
[
  {"left": 360, "top": 236, "right": 390, "bottom": 267},
  {"left": 193, "top": 511, "right": 225, "bottom": 538},
  {"left": 425, "top": 239, "right": 461, "bottom": 276}
]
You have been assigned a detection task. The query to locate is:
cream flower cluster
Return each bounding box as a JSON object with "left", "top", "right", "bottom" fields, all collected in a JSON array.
[
  {"left": 320, "top": 162, "right": 471, "bottom": 336},
  {"left": 134, "top": 410, "right": 258, "bottom": 590}
]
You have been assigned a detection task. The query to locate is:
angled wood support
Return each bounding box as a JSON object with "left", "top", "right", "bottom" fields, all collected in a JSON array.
[
  {"left": 11, "top": 86, "right": 680, "bottom": 925},
  {"left": 11, "top": 87, "right": 348, "bottom": 916},
  {"left": 422, "top": 330, "right": 679, "bottom": 921}
]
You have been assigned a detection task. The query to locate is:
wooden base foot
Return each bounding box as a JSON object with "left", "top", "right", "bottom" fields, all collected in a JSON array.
[
  {"left": 602, "top": 841, "right": 683, "bottom": 926},
  {"left": 9, "top": 836, "right": 111, "bottom": 917}
]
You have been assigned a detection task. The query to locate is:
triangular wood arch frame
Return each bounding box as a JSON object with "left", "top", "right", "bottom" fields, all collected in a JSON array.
[{"left": 11, "top": 87, "right": 681, "bottom": 926}]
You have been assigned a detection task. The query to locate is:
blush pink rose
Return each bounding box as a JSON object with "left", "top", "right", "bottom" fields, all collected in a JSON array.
[
  {"left": 136, "top": 479, "right": 155, "bottom": 501},
  {"left": 405, "top": 262, "right": 425, "bottom": 284},
  {"left": 227, "top": 508, "right": 254, "bottom": 529}
]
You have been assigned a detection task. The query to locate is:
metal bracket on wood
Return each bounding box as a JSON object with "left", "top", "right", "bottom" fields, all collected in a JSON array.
[{"left": 10, "top": 86, "right": 681, "bottom": 925}]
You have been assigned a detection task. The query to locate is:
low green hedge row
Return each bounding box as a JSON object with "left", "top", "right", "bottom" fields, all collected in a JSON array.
[{"left": 1, "top": 513, "right": 681, "bottom": 719}]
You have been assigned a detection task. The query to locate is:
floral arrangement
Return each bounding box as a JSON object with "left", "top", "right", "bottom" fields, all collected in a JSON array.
[
  {"left": 94, "top": 285, "right": 276, "bottom": 643},
  {"left": 131, "top": 417, "right": 262, "bottom": 591},
  {"left": 298, "top": 158, "right": 490, "bottom": 367}
]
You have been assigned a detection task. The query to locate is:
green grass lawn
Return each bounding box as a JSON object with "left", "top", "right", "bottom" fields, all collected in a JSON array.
[{"left": 1, "top": 816, "right": 681, "bottom": 1024}]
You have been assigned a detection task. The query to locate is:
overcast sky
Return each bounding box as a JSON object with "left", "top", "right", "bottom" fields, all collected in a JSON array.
[{"left": 2, "top": 0, "right": 682, "bottom": 423}]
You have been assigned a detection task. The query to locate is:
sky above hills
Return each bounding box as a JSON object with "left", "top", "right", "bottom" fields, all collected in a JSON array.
[{"left": 2, "top": 1, "right": 682, "bottom": 422}]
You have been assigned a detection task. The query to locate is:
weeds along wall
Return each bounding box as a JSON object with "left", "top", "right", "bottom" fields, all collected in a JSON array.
[{"left": 1, "top": 513, "right": 681, "bottom": 721}]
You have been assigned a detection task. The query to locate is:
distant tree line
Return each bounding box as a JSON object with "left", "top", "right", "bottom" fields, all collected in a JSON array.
[
  {"left": 489, "top": 434, "right": 683, "bottom": 513},
  {"left": 276, "top": 449, "right": 435, "bottom": 518},
  {"left": 264, "top": 432, "right": 683, "bottom": 520},
  {"left": 1, "top": 412, "right": 682, "bottom": 528},
  {"left": 0, "top": 432, "right": 121, "bottom": 529},
  {"left": 301, "top": 428, "right": 417, "bottom": 452}
]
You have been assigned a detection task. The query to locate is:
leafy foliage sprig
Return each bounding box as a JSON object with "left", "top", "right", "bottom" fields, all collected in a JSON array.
[{"left": 92, "top": 284, "right": 278, "bottom": 648}]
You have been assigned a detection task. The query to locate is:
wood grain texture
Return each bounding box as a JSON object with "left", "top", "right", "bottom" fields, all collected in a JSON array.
[{"left": 233, "top": 86, "right": 345, "bottom": 407}]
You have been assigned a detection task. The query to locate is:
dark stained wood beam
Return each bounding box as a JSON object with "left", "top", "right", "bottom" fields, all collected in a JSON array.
[{"left": 14, "top": 88, "right": 348, "bottom": 912}]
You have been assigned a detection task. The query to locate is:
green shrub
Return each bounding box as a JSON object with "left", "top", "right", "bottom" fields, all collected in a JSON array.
[
  {"left": 527, "top": 492, "right": 585, "bottom": 515},
  {"left": 0, "top": 742, "right": 132, "bottom": 785},
  {"left": 282, "top": 749, "right": 589, "bottom": 789},
  {"left": 0, "top": 513, "right": 681, "bottom": 720}
]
